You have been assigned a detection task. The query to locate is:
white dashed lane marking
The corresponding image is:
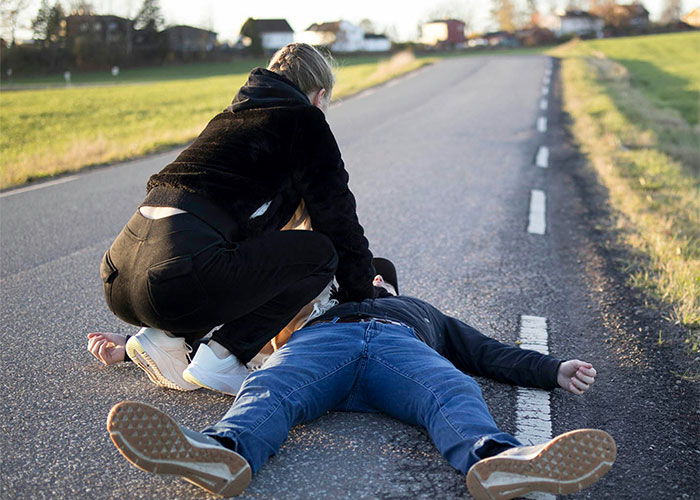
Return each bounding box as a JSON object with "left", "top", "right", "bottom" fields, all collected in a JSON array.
[
  {"left": 0, "top": 175, "right": 78, "bottom": 198},
  {"left": 527, "top": 189, "right": 546, "bottom": 235},
  {"left": 537, "top": 117, "right": 547, "bottom": 133},
  {"left": 515, "top": 315, "right": 554, "bottom": 499},
  {"left": 535, "top": 146, "right": 549, "bottom": 168}
]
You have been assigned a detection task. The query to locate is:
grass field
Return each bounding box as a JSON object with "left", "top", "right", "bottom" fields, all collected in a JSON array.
[
  {"left": 582, "top": 33, "right": 700, "bottom": 126},
  {"left": 552, "top": 33, "right": 700, "bottom": 356},
  {"left": 0, "top": 52, "right": 433, "bottom": 189}
]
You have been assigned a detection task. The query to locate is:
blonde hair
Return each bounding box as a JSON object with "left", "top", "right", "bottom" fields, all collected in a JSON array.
[{"left": 267, "top": 43, "right": 335, "bottom": 101}]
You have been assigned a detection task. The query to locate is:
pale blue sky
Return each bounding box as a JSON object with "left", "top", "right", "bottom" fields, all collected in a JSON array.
[{"left": 16, "top": 0, "right": 681, "bottom": 43}]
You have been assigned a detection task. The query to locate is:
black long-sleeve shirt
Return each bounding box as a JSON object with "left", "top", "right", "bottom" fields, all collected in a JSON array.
[{"left": 312, "top": 296, "right": 562, "bottom": 390}]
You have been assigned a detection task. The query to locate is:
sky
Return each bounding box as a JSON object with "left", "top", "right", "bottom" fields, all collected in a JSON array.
[{"left": 13, "top": 0, "right": 681, "bottom": 43}]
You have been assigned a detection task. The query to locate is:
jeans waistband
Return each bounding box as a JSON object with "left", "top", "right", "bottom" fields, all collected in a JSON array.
[
  {"left": 307, "top": 315, "right": 407, "bottom": 329},
  {"left": 142, "top": 186, "right": 239, "bottom": 241}
]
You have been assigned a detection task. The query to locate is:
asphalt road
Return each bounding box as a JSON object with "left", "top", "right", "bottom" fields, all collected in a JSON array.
[{"left": 1, "top": 55, "right": 697, "bottom": 499}]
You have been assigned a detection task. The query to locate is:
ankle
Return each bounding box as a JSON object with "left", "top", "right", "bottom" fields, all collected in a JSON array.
[{"left": 208, "top": 340, "right": 232, "bottom": 359}]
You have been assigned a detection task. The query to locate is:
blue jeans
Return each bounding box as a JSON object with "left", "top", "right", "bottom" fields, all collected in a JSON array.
[{"left": 203, "top": 319, "right": 521, "bottom": 474}]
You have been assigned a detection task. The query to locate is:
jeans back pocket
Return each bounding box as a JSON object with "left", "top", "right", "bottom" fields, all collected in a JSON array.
[{"left": 147, "top": 255, "right": 208, "bottom": 321}]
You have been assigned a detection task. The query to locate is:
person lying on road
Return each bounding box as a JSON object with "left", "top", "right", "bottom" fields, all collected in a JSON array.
[
  {"left": 89, "top": 260, "right": 596, "bottom": 398},
  {"left": 105, "top": 273, "right": 615, "bottom": 500}
]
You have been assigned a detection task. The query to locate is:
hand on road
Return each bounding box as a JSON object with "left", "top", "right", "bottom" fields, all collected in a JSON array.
[
  {"left": 557, "top": 360, "right": 596, "bottom": 395},
  {"left": 87, "top": 332, "right": 127, "bottom": 365},
  {"left": 373, "top": 275, "right": 397, "bottom": 296}
]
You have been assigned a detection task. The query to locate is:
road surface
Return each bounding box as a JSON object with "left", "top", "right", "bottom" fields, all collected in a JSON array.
[{"left": 1, "top": 55, "right": 697, "bottom": 499}]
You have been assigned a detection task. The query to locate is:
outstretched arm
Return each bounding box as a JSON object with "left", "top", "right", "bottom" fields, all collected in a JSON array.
[
  {"left": 557, "top": 360, "right": 596, "bottom": 395},
  {"left": 87, "top": 332, "right": 127, "bottom": 365}
]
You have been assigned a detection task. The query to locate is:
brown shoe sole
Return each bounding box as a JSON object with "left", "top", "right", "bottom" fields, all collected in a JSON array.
[
  {"left": 467, "top": 429, "right": 617, "bottom": 500},
  {"left": 107, "top": 401, "right": 251, "bottom": 497}
]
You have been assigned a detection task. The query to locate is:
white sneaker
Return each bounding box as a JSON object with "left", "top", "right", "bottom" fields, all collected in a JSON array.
[
  {"left": 125, "top": 327, "right": 200, "bottom": 391},
  {"left": 183, "top": 343, "right": 249, "bottom": 396},
  {"left": 246, "top": 351, "right": 272, "bottom": 372},
  {"left": 466, "top": 429, "right": 617, "bottom": 500}
]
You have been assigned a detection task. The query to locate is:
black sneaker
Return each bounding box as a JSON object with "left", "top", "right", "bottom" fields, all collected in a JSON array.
[{"left": 107, "top": 401, "right": 251, "bottom": 497}]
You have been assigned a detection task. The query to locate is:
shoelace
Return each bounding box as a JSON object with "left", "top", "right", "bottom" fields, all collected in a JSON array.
[
  {"left": 184, "top": 343, "right": 194, "bottom": 363},
  {"left": 246, "top": 353, "right": 271, "bottom": 372}
]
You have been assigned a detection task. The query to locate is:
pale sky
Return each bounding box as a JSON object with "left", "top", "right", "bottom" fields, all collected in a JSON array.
[{"left": 14, "top": 0, "right": 681, "bottom": 43}]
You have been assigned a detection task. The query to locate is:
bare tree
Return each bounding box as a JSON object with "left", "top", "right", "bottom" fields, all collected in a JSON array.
[
  {"left": 490, "top": 0, "right": 516, "bottom": 32},
  {"left": 660, "top": 0, "right": 683, "bottom": 23},
  {"left": 526, "top": 0, "right": 539, "bottom": 16},
  {"left": 0, "top": 0, "right": 29, "bottom": 44},
  {"left": 359, "top": 19, "right": 376, "bottom": 34},
  {"left": 68, "top": 1, "right": 95, "bottom": 15}
]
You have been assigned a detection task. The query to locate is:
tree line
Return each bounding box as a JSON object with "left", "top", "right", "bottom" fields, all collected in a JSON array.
[{"left": 1, "top": 0, "right": 219, "bottom": 77}]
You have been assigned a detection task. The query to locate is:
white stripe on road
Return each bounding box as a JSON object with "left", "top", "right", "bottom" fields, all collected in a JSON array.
[
  {"left": 535, "top": 146, "right": 549, "bottom": 168},
  {"left": 541, "top": 85, "right": 549, "bottom": 96},
  {"left": 0, "top": 175, "right": 78, "bottom": 198},
  {"left": 527, "top": 190, "right": 546, "bottom": 235},
  {"left": 539, "top": 98, "right": 548, "bottom": 110},
  {"left": 543, "top": 76, "right": 551, "bottom": 86},
  {"left": 537, "top": 117, "right": 547, "bottom": 132},
  {"left": 515, "top": 315, "right": 554, "bottom": 500},
  {"left": 545, "top": 67, "right": 552, "bottom": 77}
]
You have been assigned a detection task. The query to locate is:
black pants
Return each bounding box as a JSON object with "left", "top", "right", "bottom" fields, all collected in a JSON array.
[{"left": 101, "top": 211, "right": 338, "bottom": 363}]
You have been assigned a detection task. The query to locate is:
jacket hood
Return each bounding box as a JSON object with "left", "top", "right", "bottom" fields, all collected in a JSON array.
[{"left": 227, "top": 67, "right": 311, "bottom": 113}]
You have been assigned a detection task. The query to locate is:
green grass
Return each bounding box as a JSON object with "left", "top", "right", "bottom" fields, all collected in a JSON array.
[
  {"left": 552, "top": 35, "right": 700, "bottom": 353},
  {"left": 0, "top": 53, "right": 433, "bottom": 189},
  {"left": 1, "top": 59, "right": 268, "bottom": 87},
  {"left": 581, "top": 33, "right": 700, "bottom": 126}
]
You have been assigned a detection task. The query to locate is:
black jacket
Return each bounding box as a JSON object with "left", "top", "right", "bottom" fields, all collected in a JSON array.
[
  {"left": 144, "top": 68, "right": 375, "bottom": 302},
  {"left": 313, "top": 296, "right": 562, "bottom": 390}
]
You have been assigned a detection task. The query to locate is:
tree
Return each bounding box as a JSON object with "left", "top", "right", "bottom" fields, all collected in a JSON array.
[
  {"left": 0, "top": 0, "right": 30, "bottom": 44},
  {"left": 526, "top": 0, "right": 538, "bottom": 16},
  {"left": 660, "top": 0, "right": 682, "bottom": 23},
  {"left": 359, "top": 18, "right": 376, "bottom": 34},
  {"left": 32, "top": 0, "right": 64, "bottom": 46},
  {"left": 490, "top": 0, "right": 516, "bottom": 32},
  {"left": 31, "top": 0, "right": 51, "bottom": 39},
  {"left": 68, "top": 0, "right": 94, "bottom": 15},
  {"left": 240, "top": 17, "right": 263, "bottom": 56},
  {"left": 133, "top": 0, "right": 163, "bottom": 31}
]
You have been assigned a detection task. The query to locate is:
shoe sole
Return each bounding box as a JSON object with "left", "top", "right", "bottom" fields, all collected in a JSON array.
[
  {"left": 126, "top": 337, "right": 198, "bottom": 391},
  {"left": 107, "top": 401, "right": 251, "bottom": 497},
  {"left": 466, "top": 429, "right": 617, "bottom": 500},
  {"left": 183, "top": 369, "right": 239, "bottom": 397}
]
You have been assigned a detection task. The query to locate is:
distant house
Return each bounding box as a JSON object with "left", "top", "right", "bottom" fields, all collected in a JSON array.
[
  {"left": 300, "top": 21, "right": 365, "bottom": 52},
  {"left": 420, "top": 19, "right": 466, "bottom": 48},
  {"left": 363, "top": 33, "right": 391, "bottom": 52},
  {"left": 483, "top": 30, "right": 519, "bottom": 47},
  {"left": 539, "top": 10, "right": 604, "bottom": 38},
  {"left": 590, "top": 2, "right": 649, "bottom": 29},
  {"left": 682, "top": 7, "right": 700, "bottom": 28},
  {"left": 515, "top": 27, "right": 555, "bottom": 46},
  {"left": 240, "top": 18, "right": 294, "bottom": 52},
  {"left": 65, "top": 14, "right": 133, "bottom": 46},
  {"left": 619, "top": 3, "right": 650, "bottom": 27},
  {"left": 162, "top": 25, "right": 216, "bottom": 54}
]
